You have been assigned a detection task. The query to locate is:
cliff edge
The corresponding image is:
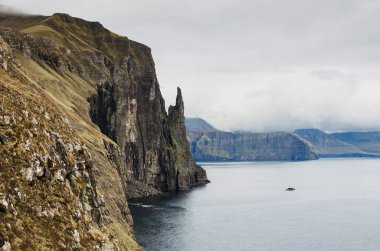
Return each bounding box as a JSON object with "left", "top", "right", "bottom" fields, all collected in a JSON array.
[{"left": 0, "top": 13, "right": 207, "bottom": 250}]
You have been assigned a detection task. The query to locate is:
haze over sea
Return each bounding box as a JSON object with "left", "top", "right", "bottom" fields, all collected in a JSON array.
[{"left": 131, "top": 158, "right": 380, "bottom": 251}]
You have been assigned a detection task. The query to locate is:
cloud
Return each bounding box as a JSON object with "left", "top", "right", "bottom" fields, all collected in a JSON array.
[
  {"left": 0, "top": 4, "right": 24, "bottom": 15},
  {"left": 1, "top": 0, "right": 380, "bottom": 132}
]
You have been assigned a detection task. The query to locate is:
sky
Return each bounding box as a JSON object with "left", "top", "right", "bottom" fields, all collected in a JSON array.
[{"left": 1, "top": 0, "right": 380, "bottom": 132}]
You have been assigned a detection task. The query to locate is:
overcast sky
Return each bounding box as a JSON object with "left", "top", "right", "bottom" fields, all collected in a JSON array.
[{"left": 2, "top": 0, "right": 380, "bottom": 132}]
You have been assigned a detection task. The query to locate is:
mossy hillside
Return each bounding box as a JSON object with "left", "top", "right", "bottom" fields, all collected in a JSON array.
[
  {"left": 0, "top": 34, "right": 143, "bottom": 247},
  {"left": 0, "top": 34, "right": 140, "bottom": 250},
  {"left": 0, "top": 11, "right": 206, "bottom": 248},
  {"left": 0, "top": 68, "right": 110, "bottom": 249}
]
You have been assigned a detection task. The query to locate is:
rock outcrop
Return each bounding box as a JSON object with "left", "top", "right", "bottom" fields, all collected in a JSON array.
[
  {"left": 186, "top": 118, "right": 318, "bottom": 161},
  {"left": 166, "top": 89, "right": 208, "bottom": 191},
  {"left": 294, "top": 129, "right": 380, "bottom": 157},
  {"left": 85, "top": 38, "right": 208, "bottom": 198},
  {"left": 0, "top": 12, "right": 206, "bottom": 249}
]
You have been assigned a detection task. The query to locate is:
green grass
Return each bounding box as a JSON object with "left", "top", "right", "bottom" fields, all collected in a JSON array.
[{"left": 0, "top": 19, "right": 141, "bottom": 248}]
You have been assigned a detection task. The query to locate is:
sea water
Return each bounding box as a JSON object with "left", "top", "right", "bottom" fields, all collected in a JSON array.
[{"left": 130, "top": 159, "right": 380, "bottom": 251}]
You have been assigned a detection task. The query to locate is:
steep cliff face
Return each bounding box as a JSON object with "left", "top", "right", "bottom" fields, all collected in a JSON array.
[
  {"left": 294, "top": 129, "right": 380, "bottom": 157},
  {"left": 166, "top": 89, "right": 208, "bottom": 190},
  {"left": 87, "top": 41, "right": 208, "bottom": 199},
  {"left": 186, "top": 118, "right": 318, "bottom": 161},
  {"left": 0, "top": 12, "right": 206, "bottom": 250}
]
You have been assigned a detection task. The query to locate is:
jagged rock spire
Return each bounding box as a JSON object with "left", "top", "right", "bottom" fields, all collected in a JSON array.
[
  {"left": 176, "top": 87, "right": 183, "bottom": 107},
  {"left": 168, "top": 87, "right": 185, "bottom": 124}
]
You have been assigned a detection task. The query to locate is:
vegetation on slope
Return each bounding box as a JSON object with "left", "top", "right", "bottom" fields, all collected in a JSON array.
[{"left": 0, "top": 15, "right": 141, "bottom": 250}]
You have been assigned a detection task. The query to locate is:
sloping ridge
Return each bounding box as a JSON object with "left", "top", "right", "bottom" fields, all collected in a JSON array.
[
  {"left": 294, "top": 129, "right": 380, "bottom": 157},
  {"left": 0, "top": 13, "right": 207, "bottom": 250},
  {"left": 185, "top": 117, "right": 218, "bottom": 132},
  {"left": 331, "top": 132, "right": 380, "bottom": 154},
  {"left": 186, "top": 118, "right": 318, "bottom": 161}
]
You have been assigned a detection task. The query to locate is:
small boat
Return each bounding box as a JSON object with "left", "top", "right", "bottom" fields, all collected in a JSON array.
[{"left": 285, "top": 187, "right": 295, "bottom": 191}]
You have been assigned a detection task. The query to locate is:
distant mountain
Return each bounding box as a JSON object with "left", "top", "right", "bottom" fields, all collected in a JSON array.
[
  {"left": 185, "top": 118, "right": 217, "bottom": 132},
  {"left": 331, "top": 132, "right": 380, "bottom": 155},
  {"left": 294, "top": 129, "right": 380, "bottom": 157},
  {"left": 186, "top": 118, "right": 318, "bottom": 161}
]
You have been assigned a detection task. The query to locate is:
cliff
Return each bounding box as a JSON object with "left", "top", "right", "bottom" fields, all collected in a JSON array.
[
  {"left": 186, "top": 118, "right": 318, "bottom": 161},
  {"left": 294, "top": 129, "right": 380, "bottom": 157},
  {"left": 331, "top": 132, "right": 380, "bottom": 155},
  {"left": 0, "top": 13, "right": 206, "bottom": 250},
  {"left": 0, "top": 37, "right": 138, "bottom": 250}
]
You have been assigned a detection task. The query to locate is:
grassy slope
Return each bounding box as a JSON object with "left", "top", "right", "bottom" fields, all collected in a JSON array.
[
  {"left": 0, "top": 68, "right": 104, "bottom": 249},
  {"left": 0, "top": 14, "right": 141, "bottom": 250}
]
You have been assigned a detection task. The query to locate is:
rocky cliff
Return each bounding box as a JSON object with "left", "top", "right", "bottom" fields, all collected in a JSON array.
[
  {"left": 0, "top": 13, "right": 206, "bottom": 250},
  {"left": 186, "top": 118, "right": 318, "bottom": 161},
  {"left": 294, "top": 129, "right": 380, "bottom": 157},
  {"left": 88, "top": 57, "right": 208, "bottom": 198}
]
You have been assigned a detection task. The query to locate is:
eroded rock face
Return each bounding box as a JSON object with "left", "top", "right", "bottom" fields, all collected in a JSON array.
[
  {"left": 89, "top": 46, "right": 209, "bottom": 197},
  {"left": 167, "top": 88, "right": 208, "bottom": 190}
]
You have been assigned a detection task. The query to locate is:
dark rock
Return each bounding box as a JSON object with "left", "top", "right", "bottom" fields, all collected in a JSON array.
[
  {"left": 285, "top": 188, "right": 295, "bottom": 191},
  {"left": 0, "top": 195, "right": 7, "bottom": 213},
  {"left": 0, "top": 204, "right": 6, "bottom": 214},
  {"left": 167, "top": 88, "right": 210, "bottom": 190},
  {"left": 0, "top": 232, "right": 4, "bottom": 247},
  {"left": 88, "top": 43, "right": 208, "bottom": 197}
]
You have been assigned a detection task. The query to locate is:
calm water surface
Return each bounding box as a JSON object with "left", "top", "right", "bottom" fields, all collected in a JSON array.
[{"left": 130, "top": 159, "right": 380, "bottom": 251}]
